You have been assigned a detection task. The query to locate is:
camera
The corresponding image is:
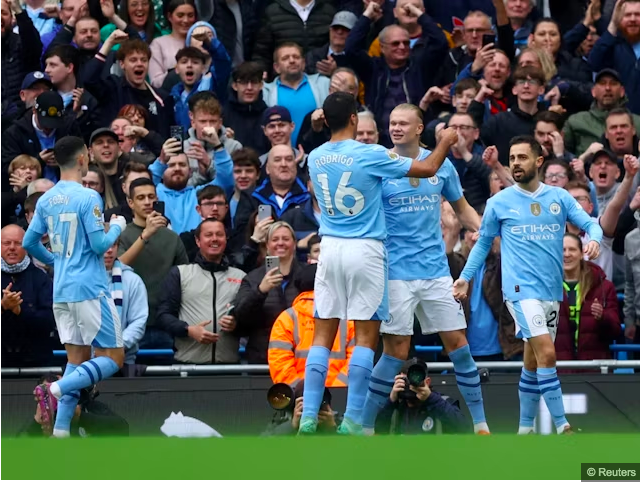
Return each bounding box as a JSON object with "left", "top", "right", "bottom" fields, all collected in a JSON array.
[
  {"left": 398, "top": 358, "right": 428, "bottom": 401},
  {"left": 266, "top": 382, "right": 332, "bottom": 412}
]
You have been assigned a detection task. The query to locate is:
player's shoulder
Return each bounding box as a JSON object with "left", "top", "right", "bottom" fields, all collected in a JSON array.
[{"left": 488, "top": 185, "right": 516, "bottom": 203}]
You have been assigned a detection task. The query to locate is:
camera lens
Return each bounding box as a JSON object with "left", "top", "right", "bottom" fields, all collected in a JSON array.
[
  {"left": 406, "top": 364, "right": 427, "bottom": 386},
  {"left": 267, "top": 383, "right": 295, "bottom": 411}
]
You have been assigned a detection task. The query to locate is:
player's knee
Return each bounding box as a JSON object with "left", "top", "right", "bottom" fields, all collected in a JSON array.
[
  {"left": 537, "top": 349, "right": 556, "bottom": 368},
  {"left": 95, "top": 348, "right": 125, "bottom": 368},
  {"left": 312, "top": 318, "right": 340, "bottom": 348},
  {"left": 383, "top": 335, "right": 410, "bottom": 359},
  {"left": 440, "top": 330, "right": 468, "bottom": 353},
  {"left": 354, "top": 321, "right": 380, "bottom": 350}
]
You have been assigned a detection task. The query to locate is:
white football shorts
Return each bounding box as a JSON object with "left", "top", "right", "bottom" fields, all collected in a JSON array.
[
  {"left": 53, "top": 292, "right": 123, "bottom": 348},
  {"left": 505, "top": 299, "right": 560, "bottom": 342},
  {"left": 314, "top": 236, "right": 388, "bottom": 321},
  {"left": 381, "top": 277, "right": 467, "bottom": 336}
]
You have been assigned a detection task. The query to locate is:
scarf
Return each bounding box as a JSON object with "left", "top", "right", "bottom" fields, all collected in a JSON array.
[
  {"left": 1, "top": 256, "right": 31, "bottom": 274},
  {"left": 110, "top": 260, "right": 124, "bottom": 319}
]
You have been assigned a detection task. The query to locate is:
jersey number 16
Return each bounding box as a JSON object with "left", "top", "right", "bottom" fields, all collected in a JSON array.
[
  {"left": 316, "top": 172, "right": 364, "bottom": 217},
  {"left": 47, "top": 213, "right": 78, "bottom": 258}
]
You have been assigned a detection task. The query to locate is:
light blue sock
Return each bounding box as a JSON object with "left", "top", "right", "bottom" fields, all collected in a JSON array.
[
  {"left": 56, "top": 357, "right": 119, "bottom": 395},
  {"left": 53, "top": 363, "right": 80, "bottom": 433},
  {"left": 449, "top": 345, "right": 486, "bottom": 425},
  {"left": 537, "top": 367, "right": 568, "bottom": 429},
  {"left": 518, "top": 368, "right": 540, "bottom": 428},
  {"left": 361, "top": 353, "right": 404, "bottom": 429},
  {"left": 301, "top": 346, "right": 330, "bottom": 422},
  {"left": 343, "top": 346, "right": 374, "bottom": 425}
]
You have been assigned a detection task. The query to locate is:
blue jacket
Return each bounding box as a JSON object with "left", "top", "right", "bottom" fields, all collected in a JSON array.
[
  {"left": 109, "top": 264, "right": 148, "bottom": 365},
  {"left": 1, "top": 263, "right": 55, "bottom": 367},
  {"left": 149, "top": 149, "right": 234, "bottom": 234},
  {"left": 588, "top": 31, "right": 640, "bottom": 115},
  {"left": 375, "top": 391, "right": 469, "bottom": 435},
  {"left": 171, "top": 38, "right": 232, "bottom": 127},
  {"left": 251, "top": 177, "right": 310, "bottom": 218}
]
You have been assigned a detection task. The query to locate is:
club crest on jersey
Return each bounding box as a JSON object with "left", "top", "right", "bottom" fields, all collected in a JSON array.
[
  {"left": 409, "top": 177, "right": 420, "bottom": 188},
  {"left": 550, "top": 202, "right": 561, "bottom": 215},
  {"left": 530, "top": 202, "right": 541, "bottom": 216},
  {"left": 422, "top": 417, "right": 434, "bottom": 432},
  {"left": 428, "top": 175, "right": 439, "bottom": 185},
  {"left": 387, "top": 150, "right": 400, "bottom": 160},
  {"left": 532, "top": 315, "right": 545, "bottom": 327}
]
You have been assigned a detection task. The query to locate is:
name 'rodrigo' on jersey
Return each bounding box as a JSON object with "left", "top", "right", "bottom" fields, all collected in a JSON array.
[
  {"left": 308, "top": 139, "right": 413, "bottom": 240},
  {"left": 383, "top": 148, "right": 463, "bottom": 281}
]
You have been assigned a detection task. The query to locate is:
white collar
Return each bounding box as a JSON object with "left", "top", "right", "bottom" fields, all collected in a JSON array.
[{"left": 513, "top": 182, "right": 545, "bottom": 198}]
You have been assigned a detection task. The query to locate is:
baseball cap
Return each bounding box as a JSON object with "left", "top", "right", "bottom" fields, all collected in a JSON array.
[
  {"left": 21, "top": 71, "right": 52, "bottom": 91},
  {"left": 590, "top": 149, "right": 619, "bottom": 165},
  {"left": 34, "top": 91, "right": 65, "bottom": 130},
  {"left": 595, "top": 69, "right": 621, "bottom": 83},
  {"left": 331, "top": 11, "right": 357, "bottom": 30},
  {"left": 90, "top": 127, "right": 120, "bottom": 145},
  {"left": 261, "top": 106, "right": 292, "bottom": 126}
]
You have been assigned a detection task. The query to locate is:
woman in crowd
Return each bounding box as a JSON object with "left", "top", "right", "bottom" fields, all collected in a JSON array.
[
  {"left": 111, "top": 105, "right": 164, "bottom": 162},
  {"left": 100, "top": 0, "right": 168, "bottom": 48},
  {"left": 82, "top": 164, "right": 119, "bottom": 211},
  {"left": 555, "top": 234, "right": 621, "bottom": 363},
  {"left": 526, "top": 18, "right": 593, "bottom": 114},
  {"left": 148, "top": 0, "right": 198, "bottom": 87},
  {"left": 234, "top": 221, "right": 303, "bottom": 364}
]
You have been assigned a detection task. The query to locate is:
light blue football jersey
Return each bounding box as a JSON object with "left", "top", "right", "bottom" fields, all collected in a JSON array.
[
  {"left": 383, "top": 149, "right": 463, "bottom": 280},
  {"left": 308, "top": 140, "right": 413, "bottom": 240},
  {"left": 27, "top": 181, "right": 110, "bottom": 303},
  {"left": 478, "top": 183, "right": 601, "bottom": 302}
]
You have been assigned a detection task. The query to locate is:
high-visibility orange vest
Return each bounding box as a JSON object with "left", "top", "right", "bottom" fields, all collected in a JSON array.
[{"left": 268, "top": 291, "right": 355, "bottom": 388}]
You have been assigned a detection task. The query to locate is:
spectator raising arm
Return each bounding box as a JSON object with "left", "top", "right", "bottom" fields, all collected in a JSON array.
[
  {"left": 600, "top": 156, "right": 640, "bottom": 237},
  {"left": 11, "top": 0, "right": 43, "bottom": 74}
]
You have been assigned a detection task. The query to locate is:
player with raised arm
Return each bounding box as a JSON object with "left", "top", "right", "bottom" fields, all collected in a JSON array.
[
  {"left": 299, "top": 92, "right": 459, "bottom": 435},
  {"left": 360, "top": 103, "right": 490, "bottom": 435},
  {"left": 22, "top": 136, "right": 127, "bottom": 438},
  {"left": 452, "top": 136, "right": 602, "bottom": 435}
]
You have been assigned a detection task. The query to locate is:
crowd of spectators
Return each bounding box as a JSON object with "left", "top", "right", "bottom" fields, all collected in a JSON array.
[{"left": 2, "top": 0, "right": 640, "bottom": 375}]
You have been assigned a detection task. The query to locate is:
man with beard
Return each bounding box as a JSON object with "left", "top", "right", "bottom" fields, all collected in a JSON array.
[
  {"left": 46, "top": 16, "right": 102, "bottom": 79},
  {"left": 454, "top": 135, "right": 602, "bottom": 436},
  {"left": 224, "top": 61, "right": 269, "bottom": 153},
  {"left": 158, "top": 219, "right": 246, "bottom": 364},
  {"left": 1, "top": 0, "right": 43, "bottom": 110},
  {"left": 82, "top": 31, "right": 174, "bottom": 138},
  {"left": 148, "top": 137, "right": 234, "bottom": 234},
  {"left": 564, "top": 69, "right": 640, "bottom": 156},
  {"left": 263, "top": 43, "right": 330, "bottom": 145},
  {"left": 89, "top": 128, "right": 130, "bottom": 205},
  {"left": 589, "top": 0, "right": 640, "bottom": 115}
]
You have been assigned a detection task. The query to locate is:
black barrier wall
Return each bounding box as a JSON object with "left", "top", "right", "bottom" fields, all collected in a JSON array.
[{"left": 3, "top": 374, "right": 640, "bottom": 436}]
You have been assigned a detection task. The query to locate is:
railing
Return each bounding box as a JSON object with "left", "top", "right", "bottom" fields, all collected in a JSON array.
[
  {"left": 3, "top": 359, "right": 640, "bottom": 377},
  {"left": 47, "top": 344, "right": 640, "bottom": 359}
]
